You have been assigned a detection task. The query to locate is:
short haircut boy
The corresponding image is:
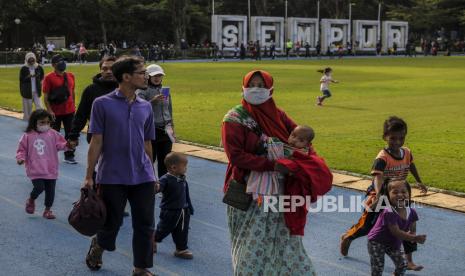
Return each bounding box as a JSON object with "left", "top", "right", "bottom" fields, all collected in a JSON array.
[
  {"left": 297, "top": 125, "right": 315, "bottom": 143},
  {"left": 383, "top": 116, "right": 407, "bottom": 138},
  {"left": 164, "top": 152, "right": 187, "bottom": 169}
]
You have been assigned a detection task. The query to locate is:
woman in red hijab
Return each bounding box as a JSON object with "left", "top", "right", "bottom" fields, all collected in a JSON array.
[{"left": 221, "top": 70, "right": 315, "bottom": 275}]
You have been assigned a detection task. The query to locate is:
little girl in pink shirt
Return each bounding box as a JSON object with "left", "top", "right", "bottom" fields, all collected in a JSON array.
[{"left": 16, "top": 110, "right": 71, "bottom": 219}]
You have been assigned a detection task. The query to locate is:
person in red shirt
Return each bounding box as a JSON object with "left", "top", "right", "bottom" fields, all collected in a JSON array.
[
  {"left": 42, "top": 54, "right": 77, "bottom": 164},
  {"left": 221, "top": 70, "right": 316, "bottom": 275}
]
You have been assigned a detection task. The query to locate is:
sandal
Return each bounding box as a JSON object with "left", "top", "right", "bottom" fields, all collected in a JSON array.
[
  {"left": 42, "top": 209, "right": 56, "bottom": 219},
  {"left": 407, "top": 263, "right": 424, "bottom": 271},
  {"left": 25, "top": 198, "right": 35, "bottom": 214},
  {"left": 86, "top": 236, "right": 103, "bottom": 271},
  {"left": 174, "top": 249, "right": 193, "bottom": 259},
  {"left": 132, "top": 268, "right": 155, "bottom": 276}
]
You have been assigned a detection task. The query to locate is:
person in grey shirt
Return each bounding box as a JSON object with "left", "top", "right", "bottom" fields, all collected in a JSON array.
[{"left": 136, "top": 64, "right": 175, "bottom": 177}]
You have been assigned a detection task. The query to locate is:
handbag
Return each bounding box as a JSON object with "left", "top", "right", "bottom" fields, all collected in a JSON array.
[
  {"left": 222, "top": 179, "right": 252, "bottom": 211},
  {"left": 48, "top": 73, "right": 69, "bottom": 104},
  {"left": 68, "top": 187, "right": 107, "bottom": 236}
]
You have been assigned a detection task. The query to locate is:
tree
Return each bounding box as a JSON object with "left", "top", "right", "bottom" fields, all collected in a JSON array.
[
  {"left": 1, "top": 0, "right": 464, "bottom": 50},
  {"left": 387, "top": 0, "right": 465, "bottom": 38},
  {"left": 169, "top": 0, "right": 189, "bottom": 47},
  {"left": 0, "top": 0, "right": 28, "bottom": 48}
]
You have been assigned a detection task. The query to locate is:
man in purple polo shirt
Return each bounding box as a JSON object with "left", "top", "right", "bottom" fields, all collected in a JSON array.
[{"left": 83, "top": 56, "right": 156, "bottom": 276}]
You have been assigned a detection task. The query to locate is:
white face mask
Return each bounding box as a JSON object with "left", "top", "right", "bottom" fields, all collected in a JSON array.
[
  {"left": 37, "top": 125, "right": 50, "bottom": 133},
  {"left": 242, "top": 87, "right": 272, "bottom": 105}
]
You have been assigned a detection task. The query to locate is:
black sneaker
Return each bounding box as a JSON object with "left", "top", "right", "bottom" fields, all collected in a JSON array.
[
  {"left": 64, "top": 156, "right": 78, "bottom": 164},
  {"left": 86, "top": 236, "right": 103, "bottom": 270}
]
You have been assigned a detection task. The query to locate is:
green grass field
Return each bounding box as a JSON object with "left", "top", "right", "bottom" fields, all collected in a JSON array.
[{"left": 1, "top": 57, "right": 464, "bottom": 192}]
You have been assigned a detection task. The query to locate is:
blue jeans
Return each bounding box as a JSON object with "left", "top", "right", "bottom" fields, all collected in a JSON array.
[{"left": 322, "top": 89, "right": 332, "bottom": 98}]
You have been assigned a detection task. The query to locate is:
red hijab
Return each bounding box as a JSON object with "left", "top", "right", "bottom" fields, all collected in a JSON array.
[{"left": 241, "top": 70, "right": 291, "bottom": 142}]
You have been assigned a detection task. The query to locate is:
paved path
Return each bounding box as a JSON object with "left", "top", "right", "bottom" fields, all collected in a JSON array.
[{"left": 1, "top": 115, "right": 464, "bottom": 275}]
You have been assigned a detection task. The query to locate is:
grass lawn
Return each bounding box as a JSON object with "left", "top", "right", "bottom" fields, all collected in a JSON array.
[{"left": 1, "top": 57, "right": 464, "bottom": 192}]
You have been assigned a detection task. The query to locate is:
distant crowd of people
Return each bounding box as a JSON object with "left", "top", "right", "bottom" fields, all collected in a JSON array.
[{"left": 7, "top": 36, "right": 465, "bottom": 65}]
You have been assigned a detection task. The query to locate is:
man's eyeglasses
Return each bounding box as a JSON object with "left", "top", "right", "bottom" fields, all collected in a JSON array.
[{"left": 133, "top": 70, "right": 148, "bottom": 77}]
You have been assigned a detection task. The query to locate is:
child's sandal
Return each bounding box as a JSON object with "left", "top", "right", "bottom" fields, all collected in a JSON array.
[
  {"left": 25, "top": 198, "right": 35, "bottom": 214},
  {"left": 174, "top": 249, "right": 193, "bottom": 259},
  {"left": 42, "top": 210, "right": 56, "bottom": 219}
]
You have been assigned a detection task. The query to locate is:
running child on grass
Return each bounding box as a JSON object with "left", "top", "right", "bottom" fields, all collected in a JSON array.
[
  {"left": 316, "top": 67, "right": 338, "bottom": 106},
  {"left": 16, "top": 109, "right": 73, "bottom": 219}
]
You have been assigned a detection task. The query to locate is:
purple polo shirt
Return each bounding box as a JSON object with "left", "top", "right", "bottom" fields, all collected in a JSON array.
[{"left": 89, "top": 90, "right": 156, "bottom": 185}]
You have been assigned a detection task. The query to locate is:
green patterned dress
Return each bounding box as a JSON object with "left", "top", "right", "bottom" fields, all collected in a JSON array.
[{"left": 227, "top": 203, "right": 316, "bottom": 276}]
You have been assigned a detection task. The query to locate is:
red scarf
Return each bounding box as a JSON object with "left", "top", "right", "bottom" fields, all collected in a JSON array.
[{"left": 241, "top": 70, "right": 290, "bottom": 142}]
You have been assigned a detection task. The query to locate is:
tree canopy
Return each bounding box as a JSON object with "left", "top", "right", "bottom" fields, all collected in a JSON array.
[{"left": 1, "top": 0, "right": 464, "bottom": 49}]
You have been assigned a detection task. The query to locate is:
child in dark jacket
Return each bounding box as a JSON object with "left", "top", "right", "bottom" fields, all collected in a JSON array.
[{"left": 154, "top": 152, "right": 194, "bottom": 259}]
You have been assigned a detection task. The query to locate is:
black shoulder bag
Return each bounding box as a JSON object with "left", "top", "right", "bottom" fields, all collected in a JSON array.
[{"left": 48, "top": 73, "right": 69, "bottom": 104}]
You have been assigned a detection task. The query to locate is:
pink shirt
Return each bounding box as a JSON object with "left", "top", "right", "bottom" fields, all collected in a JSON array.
[
  {"left": 16, "top": 129, "right": 68, "bottom": 180},
  {"left": 79, "top": 46, "right": 87, "bottom": 54}
]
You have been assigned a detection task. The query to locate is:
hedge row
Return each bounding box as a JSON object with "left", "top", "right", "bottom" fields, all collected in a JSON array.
[{"left": 1, "top": 48, "right": 459, "bottom": 65}]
